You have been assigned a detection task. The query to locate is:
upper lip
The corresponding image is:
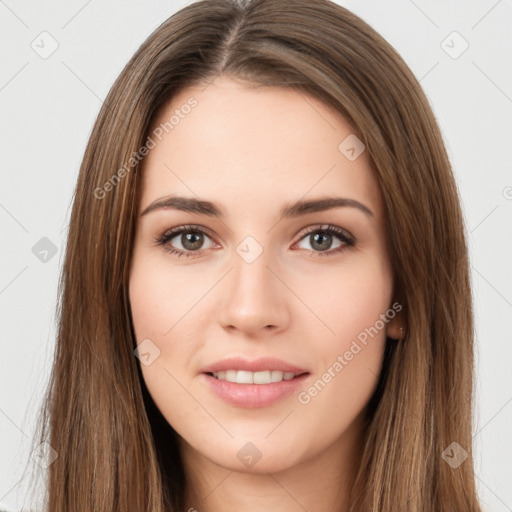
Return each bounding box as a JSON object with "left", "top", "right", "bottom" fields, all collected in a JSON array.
[{"left": 201, "top": 357, "right": 309, "bottom": 374}]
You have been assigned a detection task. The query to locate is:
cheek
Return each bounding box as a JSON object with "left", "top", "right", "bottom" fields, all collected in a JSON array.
[
  {"left": 297, "top": 255, "right": 393, "bottom": 345},
  {"left": 128, "top": 251, "right": 209, "bottom": 378},
  {"left": 295, "top": 255, "right": 393, "bottom": 402},
  {"left": 129, "top": 258, "right": 203, "bottom": 431},
  {"left": 129, "top": 252, "right": 190, "bottom": 342},
  {"left": 293, "top": 274, "right": 391, "bottom": 447}
]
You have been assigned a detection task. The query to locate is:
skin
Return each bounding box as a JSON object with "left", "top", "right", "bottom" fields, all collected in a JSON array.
[{"left": 129, "top": 76, "right": 403, "bottom": 512}]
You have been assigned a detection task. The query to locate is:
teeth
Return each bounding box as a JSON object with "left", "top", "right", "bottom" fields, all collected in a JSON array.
[{"left": 211, "top": 370, "right": 299, "bottom": 384}]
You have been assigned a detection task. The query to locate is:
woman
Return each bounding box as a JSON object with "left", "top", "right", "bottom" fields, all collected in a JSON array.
[{"left": 33, "top": 0, "right": 483, "bottom": 510}]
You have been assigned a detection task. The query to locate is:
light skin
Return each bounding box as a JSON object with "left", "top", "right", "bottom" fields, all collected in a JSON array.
[{"left": 129, "top": 76, "right": 403, "bottom": 511}]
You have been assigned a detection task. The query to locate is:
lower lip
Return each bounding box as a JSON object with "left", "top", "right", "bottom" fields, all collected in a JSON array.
[{"left": 201, "top": 373, "right": 310, "bottom": 408}]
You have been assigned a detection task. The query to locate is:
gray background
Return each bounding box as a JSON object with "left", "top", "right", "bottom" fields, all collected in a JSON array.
[{"left": 1, "top": 0, "right": 511, "bottom": 510}]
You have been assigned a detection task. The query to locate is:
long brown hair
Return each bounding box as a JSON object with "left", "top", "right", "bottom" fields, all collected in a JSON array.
[{"left": 31, "top": 0, "right": 482, "bottom": 510}]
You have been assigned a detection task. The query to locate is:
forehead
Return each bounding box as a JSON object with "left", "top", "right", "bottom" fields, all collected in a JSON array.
[{"left": 139, "top": 77, "right": 383, "bottom": 220}]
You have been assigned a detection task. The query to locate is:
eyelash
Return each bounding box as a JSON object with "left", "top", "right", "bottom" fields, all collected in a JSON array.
[{"left": 153, "top": 223, "right": 356, "bottom": 259}]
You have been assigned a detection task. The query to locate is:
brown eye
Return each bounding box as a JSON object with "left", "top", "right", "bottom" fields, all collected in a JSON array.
[
  {"left": 156, "top": 225, "right": 217, "bottom": 258},
  {"left": 294, "top": 225, "right": 355, "bottom": 256},
  {"left": 177, "top": 231, "right": 205, "bottom": 251}
]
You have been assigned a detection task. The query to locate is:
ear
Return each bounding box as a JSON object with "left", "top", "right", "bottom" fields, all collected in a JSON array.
[{"left": 386, "top": 311, "right": 405, "bottom": 340}]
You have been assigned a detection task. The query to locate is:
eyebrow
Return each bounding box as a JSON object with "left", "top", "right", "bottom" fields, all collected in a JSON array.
[{"left": 140, "top": 195, "right": 374, "bottom": 219}]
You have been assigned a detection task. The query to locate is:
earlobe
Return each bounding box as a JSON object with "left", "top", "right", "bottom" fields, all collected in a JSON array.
[{"left": 386, "top": 313, "right": 406, "bottom": 341}]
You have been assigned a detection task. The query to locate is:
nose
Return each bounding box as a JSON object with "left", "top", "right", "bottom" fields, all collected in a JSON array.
[{"left": 217, "top": 247, "right": 290, "bottom": 336}]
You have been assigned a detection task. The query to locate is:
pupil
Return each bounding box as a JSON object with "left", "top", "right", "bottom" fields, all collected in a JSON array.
[
  {"left": 182, "top": 232, "right": 203, "bottom": 250},
  {"left": 311, "top": 232, "right": 332, "bottom": 251}
]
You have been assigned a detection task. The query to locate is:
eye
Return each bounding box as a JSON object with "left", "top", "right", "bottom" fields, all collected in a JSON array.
[
  {"left": 293, "top": 224, "right": 356, "bottom": 257},
  {"left": 154, "top": 225, "right": 217, "bottom": 259},
  {"left": 154, "top": 223, "right": 356, "bottom": 259}
]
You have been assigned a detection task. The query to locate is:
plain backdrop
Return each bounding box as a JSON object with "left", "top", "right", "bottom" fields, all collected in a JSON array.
[{"left": 1, "top": 0, "right": 511, "bottom": 510}]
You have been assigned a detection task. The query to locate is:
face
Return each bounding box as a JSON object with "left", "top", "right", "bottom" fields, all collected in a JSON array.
[{"left": 129, "top": 76, "right": 401, "bottom": 475}]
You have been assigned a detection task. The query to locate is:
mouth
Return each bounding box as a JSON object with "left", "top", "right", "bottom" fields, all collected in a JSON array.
[
  {"left": 200, "top": 357, "right": 310, "bottom": 407},
  {"left": 206, "top": 369, "right": 308, "bottom": 384},
  {"left": 202, "top": 371, "right": 310, "bottom": 408}
]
